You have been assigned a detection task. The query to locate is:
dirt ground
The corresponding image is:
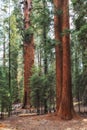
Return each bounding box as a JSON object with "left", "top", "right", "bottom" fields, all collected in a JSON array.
[{"left": 0, "top": 114, "right": 87, "bottom": 130}]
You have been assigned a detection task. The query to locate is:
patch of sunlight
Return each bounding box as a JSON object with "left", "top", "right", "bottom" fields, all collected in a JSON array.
[
  {"left": 19, "top": 113, "right": 37, "bottom": 117},
  {"left": 82, "top": 119, "right": 87, "bottom": 122},
  {"left": 73, "top": 101, "right": 82, "bottom": 106},
  {"left": 0, "top": 128, "right": 16, "bottom": 130},
  {"left": 66, "top": 128, "right": 71, "bottom": 130},
  {"left": 0, "top": 125, "right": 16, "bottom": 130}
]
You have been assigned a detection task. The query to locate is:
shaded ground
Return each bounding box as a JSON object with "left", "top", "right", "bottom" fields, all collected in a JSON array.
[{"left": 0, "top": 114, "right": 87, "bottom": 130}]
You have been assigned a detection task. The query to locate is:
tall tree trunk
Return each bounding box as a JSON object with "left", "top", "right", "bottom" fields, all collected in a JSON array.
[
  {"left": 58, "top": 0, "right": 74, "bottom": 120},
  {"left": 22, "top": 0, "right": 34, "bottom": 109},
  {"left": 43, "top": 0, "right": 48, "bottom": 114},
  {"left": 1, "top": 28, "right": 6, "bottom": 119},
  {"left": 75, "top": 49, "right": 80, "bottom": 112},
  {"left": 43, "top": 37, "right": 48, "bottom": 114},
  {"left": 8, "top": 0, "right": 12, "bottom": 116},
  {"left": 53, "top": 0, "right": 62, "bottom": 112}
]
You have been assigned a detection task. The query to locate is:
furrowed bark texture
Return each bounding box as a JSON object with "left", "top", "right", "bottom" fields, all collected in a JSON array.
[
  {"left": 53, "top": 0, "right": 62, "bottom": 112},
  {"left": 53, "top": 0, "right": 74, "bottom": 120},
  {"left": 58, "top": 0, "right": 73, "bottom": 120},
  {"left": 23, "top": 0, "right": 34, "bottom": 109}
]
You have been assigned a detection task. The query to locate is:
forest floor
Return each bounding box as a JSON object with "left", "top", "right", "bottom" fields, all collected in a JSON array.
[
  {"left": 0, "top": 113, "right": 87, "bottom": 130},
  {"left": 0, "top": 104, "right": 87, "bottom": 130}
]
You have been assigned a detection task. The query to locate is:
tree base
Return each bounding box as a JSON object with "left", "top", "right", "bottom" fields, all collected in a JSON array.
[
  {"left": 22, "top": 104, "right": 31, "bottom": 109},
  {"left": 56, "top": 108, "right": 80, "bottom": 120}
]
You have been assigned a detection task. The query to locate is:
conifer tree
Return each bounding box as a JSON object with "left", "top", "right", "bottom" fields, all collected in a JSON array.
[
  {"left": 53, "top": 0, "right": 74, "bottom": 119},
  {"left": 22, "top": 0, "right": 34, "bottom": 109}
]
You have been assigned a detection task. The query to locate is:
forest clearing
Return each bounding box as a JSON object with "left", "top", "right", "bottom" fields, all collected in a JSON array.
[{"left": 0, "top": 0, "right": 87, "bottom": 129}]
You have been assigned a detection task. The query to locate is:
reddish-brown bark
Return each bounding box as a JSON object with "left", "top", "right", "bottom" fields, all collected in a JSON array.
[
  {"left": 53, "top": 0, "right": 75, "bottom": 119},
  {"left": 22, "top": 0, "right": 34, "bottom": 109},
  {"left": 53, "top": 0, "right": 62, "bottom": 112},
  {"left": 58, "top": 0, "right": 74, "bottom": 120}
]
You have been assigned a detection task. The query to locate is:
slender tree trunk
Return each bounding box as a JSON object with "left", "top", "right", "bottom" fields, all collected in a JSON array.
[
  {"left": 39, "top": 48, "right": 42, "bottom": 68},
  {"left": 1, "top": 26, "right": 6, "bottom": 119},
  {"left": 8, "top": 0, "right": 12, "bottom": 116},
  {"left": 1, "top": 102, "right": 4, "bottom": 119},
  {"left": 22, "top": 0, "right": 34, "bottom": 109},
  {"left": 36, "top": 91, "right": 40, "bottom": 115},
  {"left": 3, "top": 34, "right": 6, "bottom": 67},
  {"left": 75, "top": 49, "right": 80, "bottom": 113},
  {"left": 37, "top": 51, "right": 40, "bottom": 67},
  {"left": 58, "top": 0, "right": 74, "bottom": 120},
  {"left": 53, "top": 0, "right": 62, "bottom": 112},
  {"left": 37, "top": 47, "right": 42, "bottom": 68},
  {"left": 43, "top": 39, "right": 48, "bottom": 114},
  {"left": 42, "top": 0, "right": 48, "bottom": 114}
]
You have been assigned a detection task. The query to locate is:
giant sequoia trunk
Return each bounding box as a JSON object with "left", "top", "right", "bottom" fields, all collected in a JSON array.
[
  {"left": 53, "top": 0, "right": 62, "bottom": 112},
  {"left": 53, "top": 0, "right": 74, "bottom": 119},
  {"left": 22, "top": 0, "right": 34, "bottom": 109},
  {"left": 58, "top": 0, "right": 74, "bottom": 120}
]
